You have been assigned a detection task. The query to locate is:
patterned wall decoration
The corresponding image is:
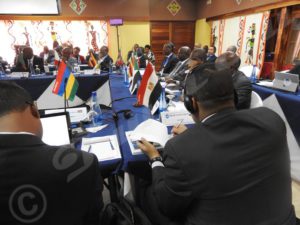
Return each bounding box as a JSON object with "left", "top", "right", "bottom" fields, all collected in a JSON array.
[
  {"left": 236, "top": 0, "right": 242, "bottom": 5},
  {"left": 69, "top": 0, "right": 87, "bottom": 15},
  {"left": 167, "top": 0, "right": 181, "bottom": 16},
  {"left": 0, "top": 20, "right": 108, "bottom": 64},
  {"left": 207, "top": 0, "right": 212, "bottom": 5},
  {"left": 212, "top": 11, "right": 270, "bottom": 77}
]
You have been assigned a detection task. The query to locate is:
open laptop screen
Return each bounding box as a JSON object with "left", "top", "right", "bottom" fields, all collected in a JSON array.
[
  {"left": 40, "top": 112, "right": 71, "bottom": 146},
  {"left": 44, "top": 107, "right": 88, "bottom": 124}
]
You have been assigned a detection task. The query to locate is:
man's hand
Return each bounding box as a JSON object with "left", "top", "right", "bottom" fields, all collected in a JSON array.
[
  {"left": 171, "top": 124, "right": 188, "bottom": 135},
  {"left": 137, "top": 138, "right": 160, "bottom": 160}
]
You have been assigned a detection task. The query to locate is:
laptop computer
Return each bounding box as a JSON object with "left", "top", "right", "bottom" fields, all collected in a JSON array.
[
  {"left": 40, "top": 112, "right": 71, "bottom": 146},
  {"left": 273, "top": 72, "right": 299, "bottom": 93}
]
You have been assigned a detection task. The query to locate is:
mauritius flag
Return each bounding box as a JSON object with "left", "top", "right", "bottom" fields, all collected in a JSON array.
[
  {"left": 52, "top": 61, "right": 79, "bottom": 101},
  {"left": 137, "top": 63, "right": 162, "bottom": 114}
]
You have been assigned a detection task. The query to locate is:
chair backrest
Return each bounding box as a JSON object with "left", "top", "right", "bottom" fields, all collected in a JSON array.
[
  {"left": 250, "top": 91, "right": 263, "bottom": 108},
  {"left": 239, "top": 65, "right": 260, "bottom": 78}
]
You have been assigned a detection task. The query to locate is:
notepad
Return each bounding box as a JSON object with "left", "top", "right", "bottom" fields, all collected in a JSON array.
[{"left": 81, "top": 135, "right": 121, "bottom": 161}]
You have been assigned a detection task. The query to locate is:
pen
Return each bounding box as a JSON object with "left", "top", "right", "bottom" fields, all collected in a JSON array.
[
  {"left": 88, "top": 145, "right": 92, "bottom": 153},
  {"left": 176, "top": 119, "right": 184, "bottom": 128},
  {"left": 109, "top": 139, "right": 115, "bottom": 150}
]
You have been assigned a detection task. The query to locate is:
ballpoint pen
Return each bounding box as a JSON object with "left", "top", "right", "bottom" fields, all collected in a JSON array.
[
  {"left": 176, "top": 119, "right": 184, "bottom": 128},
  {"left": 88, "top": 145, "right": 92, "bottom": 153},
  {"left": 108, "top": 138, "right": 114, "bottom": 150}
]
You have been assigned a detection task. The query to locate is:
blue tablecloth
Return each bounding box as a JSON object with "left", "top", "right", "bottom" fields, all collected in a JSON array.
[
  {"left": 0, "top": 74, "right": 109, "bottom": 101},
  {"left": 109, "top": 74, "right": 153, "bottom": 178},
  {"left": 253, "top": 84, "right": 300, "bottom": 145}
]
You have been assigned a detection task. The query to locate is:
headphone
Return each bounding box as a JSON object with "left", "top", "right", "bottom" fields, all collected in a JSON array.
[
  {"left": 113, "top": 109, "right": 133, "bottom": 120},
  {"left": 183, "top": 88, "right": 198, "bottom": 114}
]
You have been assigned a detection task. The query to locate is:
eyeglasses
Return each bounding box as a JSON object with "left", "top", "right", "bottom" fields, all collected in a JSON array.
[{"left": 25, "top": 101, "right": 38, "bottom": 108}]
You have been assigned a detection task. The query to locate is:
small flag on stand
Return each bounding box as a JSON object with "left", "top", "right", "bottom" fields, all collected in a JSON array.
[
  {"left": 88, "top": 52, "right": 97, "bottom": 68},
  {"left": 129, "top": 56, "right": 142, "bottom": 94},
  {"left": 54, "top": 50, "right": 60, "bottom": 66},
  {"left": 52, "top": 61, "right": 79, "bottom": 101},
  {"left": 137, "top": 63, "right": 162, "bottom": 114}
]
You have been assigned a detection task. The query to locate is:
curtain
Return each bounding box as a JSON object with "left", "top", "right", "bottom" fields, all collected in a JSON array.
[
  {"left": 0, "top": 20, "right": 108, "bottom": 64},
  {"left": 212, "top": 11, "right": 270, "bottom": 77}
]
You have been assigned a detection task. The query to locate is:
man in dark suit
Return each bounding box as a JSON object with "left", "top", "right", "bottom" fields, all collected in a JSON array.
[
  {"left": 14, "top": 47, "right": 45, "bottom": 74},
  {"left": 99, "top": 46, "right": 113, "bottom": 72},
  {"left": 159, "top": 43, "right": 179, "bottom": 75},
  {"left": 166, "top": 46, "right": 191, "bottom": 86},
  {"left": 0, "top": 82, "right": 103, "bottom": 225},
  {"left": 216, "top": 51, "right": 252, "bottom": 110},
  {"left": 138, "top": 64, "right": 296, "bottom": 225},
  {"left": 137, "top": 47, "right": 146, "bottom": 69},
  {"left": 39, "top": 46, "right": 55, "bottom": 65},
  {"left": 206, "top": 46, "right": 217, "bottom": 63}
]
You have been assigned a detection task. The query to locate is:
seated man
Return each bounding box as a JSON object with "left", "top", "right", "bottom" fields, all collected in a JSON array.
[
  {"left": 62, "top": 47, "right": 77, "bottom": 71},
  {"left": 216, "top": 51, "right": 252, "bottom": 110},
  {"left": 99, "top": 46, "right": 113, "bottom": 72},
  {"left": 137, "top": 47, "right": 146, "bottom": 69},
  {"left": 165, "top": 46, "right": 191, "bottom": 85},
  {"left": 14, "top": 47, "right": 45, "bottom": 74},
  {"left": 73, "top": 46, "right": 86, "bottom": 64},
  {"left": 159, "top": 43, "right": 179, "bottom": 75},
  {"left": 0, "top": 82, "right": 103, "bottom": 224},
  {"left": 39, "top": 46, "right": 55, "bottom": 65},
  {"left": 138, "top": 64, "right": 296, "bottom": 225},
  {"left": 206, "top": 46, "right": 217, "bottom": 63}
]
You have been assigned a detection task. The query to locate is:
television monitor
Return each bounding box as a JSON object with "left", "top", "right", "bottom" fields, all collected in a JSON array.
[
  {"left": 40, "top": 112, "right": 71, "bottom": 146},
  {"left": 110, "top": 18, "right": 123, "bottom": 26},
  {"left": 0, "top": 0, "right": 60, "bottom": 15}
]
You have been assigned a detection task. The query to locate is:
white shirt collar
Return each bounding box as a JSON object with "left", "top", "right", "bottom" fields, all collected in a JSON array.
[
  {"left": 201, "top": 113, "right": 216, "bottom": 123},
  {"left": 167, "top": 53, "right": 173, "bottom": 58}
]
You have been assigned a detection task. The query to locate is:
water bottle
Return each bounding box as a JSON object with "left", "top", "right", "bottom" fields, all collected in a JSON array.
[
  {"left": 250, "top": 65, "right": 257, "bottom": 83},
  {"left": 159, "top": 82, "right": 167, "bottom": 112},
  {"left": 109, "top": 61, "right": 113, "bottom": 73},
  {"left": 35, "top": 65, "right": 40, "bottom": 75},
  {"left": 28, "top": 60, "right": 35, "bottom": 76},
  {"left": 91, "top": 91, "right": 103, "bottom": 126},
  {"left": 0, "top": 64, "right": 5, "bottom": 77},
  {"left": 123, "top": 65, "right": 129, "bottom": 87}
]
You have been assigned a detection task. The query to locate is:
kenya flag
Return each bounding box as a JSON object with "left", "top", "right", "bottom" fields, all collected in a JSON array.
[{"left": 137, "top": 63, "right": 162, "bottom": 114}]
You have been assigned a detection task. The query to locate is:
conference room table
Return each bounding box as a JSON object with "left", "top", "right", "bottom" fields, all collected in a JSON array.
[
  {"left": 109, "top": 73, "right": 153, "bottom": 179},
  {"left": 253, "top": 84, "right": 300, "bottom": 146}
]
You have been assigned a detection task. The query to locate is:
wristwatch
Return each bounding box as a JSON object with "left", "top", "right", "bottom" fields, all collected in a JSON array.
[{"left": 149, "top": 156, "right": 163, "bottom": 165}]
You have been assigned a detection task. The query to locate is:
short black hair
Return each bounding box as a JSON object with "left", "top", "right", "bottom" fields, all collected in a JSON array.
[
  {"left": 215, "top": 52, "right": 241, "bottom": 71},
  {"left": 190, "top": 48, "right": 207, "bottom": 62},
  {"left": 185, "top": 64, "right": 234, "bottom": 108},
  {"left": 0, "top": 81, "right": 33, "bottom": 117},
  {"left": 145, "top": 45, "right": 151, "bottom": 49}
]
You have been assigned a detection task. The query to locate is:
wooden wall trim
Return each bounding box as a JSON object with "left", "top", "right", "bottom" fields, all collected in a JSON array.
[
  {"left": 0, "top": 15, "right": 150, "bottom": 21},
  {"left": 206, "top": 1, "right": 299, "bottom": 21}
]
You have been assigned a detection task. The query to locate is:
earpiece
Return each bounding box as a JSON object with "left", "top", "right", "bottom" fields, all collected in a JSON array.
[
  {"left": 113, "top": 109, "right": 133, "bottom": 120},
  {"left": 183, "top": 89, "right": 198, "bottom": 114}
]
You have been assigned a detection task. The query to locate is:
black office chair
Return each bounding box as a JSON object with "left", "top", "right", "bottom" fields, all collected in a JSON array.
[{"left": 296, "top": 217, "right": 300, "bottom": 225}]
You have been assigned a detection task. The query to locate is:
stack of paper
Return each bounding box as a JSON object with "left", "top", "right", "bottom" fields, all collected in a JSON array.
[
  {"left": 125, "top": 119, "right": 171, "bottom": 155},
  {"left": 81, "top": 135, "right": 121, "bottom": 161}
]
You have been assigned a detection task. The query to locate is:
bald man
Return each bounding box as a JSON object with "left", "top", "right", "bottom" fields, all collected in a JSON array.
[
  {"left": 166, "top": 46, "right": 191, "bottom": 85},
  {"left": 99, "top": 46, "right": 113, "bottom": 72},
  {"left": 14, "top": 47, "right": 44, "bottom": 74}
]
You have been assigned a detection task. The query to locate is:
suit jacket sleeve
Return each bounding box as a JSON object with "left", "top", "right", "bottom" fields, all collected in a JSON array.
[
  {"left": 233, "top": 71, "right": 252, "bottom": 110},
  {"left": 152, "top": 141, "right": 192, "bottom": 217},
  {"left": 85, "top": 155, "right": 104, "bottom": 225}
]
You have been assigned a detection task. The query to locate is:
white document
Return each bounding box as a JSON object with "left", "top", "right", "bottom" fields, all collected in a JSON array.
[
  {"left": 81, "top": 135, "right": 121, "bottom": 162},
  {"left": 129, "top": 119, "right": 169, "bottom": 147},
  {"left": 257, "top": 80, "right": 274, "bottom": 88},
  {"left": 160, "top": 111, "right": 194, "bottom": 126},
  {"left": 45, "top": 107, "right": 88, "bottom": 123},
  {"left": 10, "top": 72, "right": 29, "bottom": 78},
  {"left": 84, "top": 69, "right": 100, "bottom": 75},
  {"left": 263, "top": 94, "right": 300, "bottom": 182},
  {"left": 125, "top": 131, "right": 143, "bottom": 155}
]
